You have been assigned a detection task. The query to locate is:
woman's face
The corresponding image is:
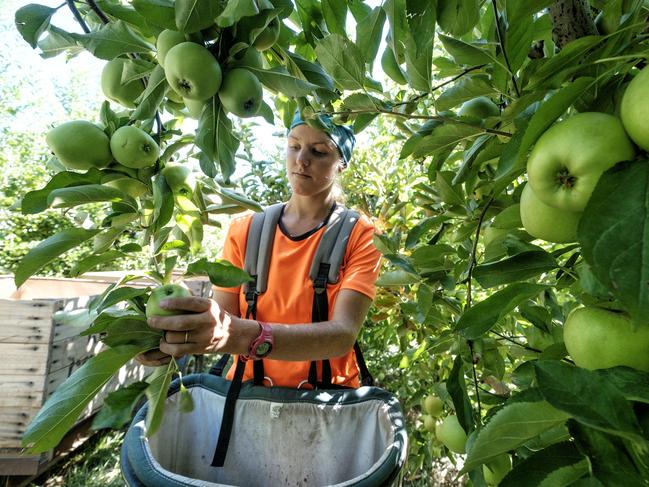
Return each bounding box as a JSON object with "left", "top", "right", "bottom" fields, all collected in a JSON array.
[{"left": 286, "top": 124, "right": 344, "bottom": 197}]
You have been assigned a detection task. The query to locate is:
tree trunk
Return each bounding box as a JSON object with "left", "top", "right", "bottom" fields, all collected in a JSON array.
[{"left": 550, "top": 0, "right": 598, "bottom": 49}]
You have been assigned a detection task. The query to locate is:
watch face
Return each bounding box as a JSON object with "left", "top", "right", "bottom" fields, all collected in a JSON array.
[{"left": 256, "top": 342, "right": 272, "bottom": 358}]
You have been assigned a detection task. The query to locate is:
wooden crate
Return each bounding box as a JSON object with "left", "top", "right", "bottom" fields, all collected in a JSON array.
[{"left": 0, "top": 274, "right": 211, "bottom": 476}]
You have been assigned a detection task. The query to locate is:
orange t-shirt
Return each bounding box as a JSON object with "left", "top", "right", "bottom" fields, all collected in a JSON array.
[{"left": 216, "top": 206, "right": 382, "bottom": 388}]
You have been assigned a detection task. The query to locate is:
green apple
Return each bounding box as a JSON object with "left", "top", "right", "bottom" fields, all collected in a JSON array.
[
  {"left": 527, "top": 112, "right": 635, "bottom": 213},
  {"left": 101, "top": 58, "right": 145, "bottom": 109},
  {"left": 620, "top": 65, "right": 649, "bottom": 151},
  {"left": 238, "top": 15, "right": 281, "bottom": 51},
  {"left": 46, "top": 121, "right": 113, "bottom": 170},
  {"left": 423, "top": 395, "right": 443, "bottom": 417},
  {"left": 146, "top": 284, "right": 192, "bottom": 318},
  {"left": 435, "top": 415, "right": 467, "bottom": 454},
  {"left": 161, "top": 163, "right": 196, "bottom": 195},
  {"left": 381, "top": 46, "right": 407, "bottom": 85},
  {"left": 458, "top": 96, "right": 500, "bottom": 120},
  {"left": 156, "top": 29, "right": 186, "bottom": 68},
  {"left": 422, "top": 415, "right": 435, "bottom": 432},
  {"left": 563, "top": 306, "right": 649, "bottom": 371},
  {"left": 104, "top": 177, "right": 149, "bottom": 198},
  {"left": 483, "top": 454, "right": 512, "bottom": 485},
  {"left": 165, "top": 42, "right": 222, "bottom": 101},
  {"left": 184, "top": 97, "right": 205, "bottom": 119},
  {"left": 228, "top": 48, "right": 264, "bottom": 70},
  {"left": 218, "top": 69, "right": 263, "bottom": 118},
  {"left": 110, "top": 126, "right": 160, "bottom": 169},
  {"left": 520, "top": 184, "right": 581, "bottom": 243}
]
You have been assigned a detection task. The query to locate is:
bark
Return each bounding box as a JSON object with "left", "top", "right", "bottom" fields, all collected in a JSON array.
[{"left": 550, "top": 0, "right": 598, "bottom": 49}]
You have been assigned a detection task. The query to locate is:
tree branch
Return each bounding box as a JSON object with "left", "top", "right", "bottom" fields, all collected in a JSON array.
[
  {"left": 86, "top": 0, "right": 110, "bottom": 24},
  {"left": 466, "top": 196, "right": 495, "bottom": 308},
  {"left": 66, "top": 0, "right": 90, "bottom": 33},
  {"left": 491, "top": 0, "right": 520, "bottom": 97}
]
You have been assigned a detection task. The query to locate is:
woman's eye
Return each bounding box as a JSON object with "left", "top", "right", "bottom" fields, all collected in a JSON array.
[{"left": 313, "top": 149, "right": 326, "bottom": 156}]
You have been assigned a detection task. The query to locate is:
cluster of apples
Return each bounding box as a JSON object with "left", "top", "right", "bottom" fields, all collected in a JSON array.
[{"left": 520, "top": 66, "right": 649, "bottom": 244}]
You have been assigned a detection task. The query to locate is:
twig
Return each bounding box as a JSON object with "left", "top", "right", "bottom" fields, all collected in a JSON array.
[
  {"left": 66, "top": 0, "right": 90, "bottom": 33},
  {"left": 491, "top": 0, "right": 520, "bottom": 97},
  {"left": 393, "top": 65, "right": 487, "bottom": 107},
  {"left": 86, "top": 0, "right": 110, "bottom": 24},
  {"left": 468, "top": 340, "right": 482, "bottom": 420},
  {"left": 322, "top": 108, "right": 513, "bottom": 137},
  {"left": 466, "top": 196, "right": 495, "bottom": 308},
  {"left": 492, "top": 331, "right": 542, "bottom": 353}
]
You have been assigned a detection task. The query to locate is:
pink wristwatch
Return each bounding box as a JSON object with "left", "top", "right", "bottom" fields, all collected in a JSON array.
[{"left": 244, "top": 321, "right": 274, "bottom": 361}]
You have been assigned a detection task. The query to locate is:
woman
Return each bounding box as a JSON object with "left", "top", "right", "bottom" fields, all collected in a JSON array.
[{"left": 139, "top": 112, "right": 381, "bottom": 388}]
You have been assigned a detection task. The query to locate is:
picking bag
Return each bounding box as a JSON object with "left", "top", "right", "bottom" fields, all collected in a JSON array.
[{"left": 120, "top": 373, "right": 408, "bottom": 487}]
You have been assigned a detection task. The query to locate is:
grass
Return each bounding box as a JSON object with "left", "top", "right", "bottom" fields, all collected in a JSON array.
[{"left": 30, "top": 430, "right": 126, "bottom": 487}]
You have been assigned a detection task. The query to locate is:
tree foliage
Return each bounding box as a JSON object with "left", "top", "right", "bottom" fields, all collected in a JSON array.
[{"left": 10, "top": 0, "right": 649, "bottom": 483}]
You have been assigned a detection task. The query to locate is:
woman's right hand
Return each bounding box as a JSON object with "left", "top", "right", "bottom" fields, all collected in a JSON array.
[{"left": 136, "top": 348, "right": 172, "bottom": 366}]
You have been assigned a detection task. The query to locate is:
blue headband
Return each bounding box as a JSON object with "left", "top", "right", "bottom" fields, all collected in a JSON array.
[{"left": 289, "top": 110, "right": 355, "bottom": 166}]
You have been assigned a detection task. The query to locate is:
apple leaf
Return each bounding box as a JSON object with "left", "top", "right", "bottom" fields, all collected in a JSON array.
[
  {"left": 412, "top": 124, "right": 483, "bottom": 159},
  {"left": 131, "top": 0, "right": 176, "bottom": 30},
  {"left": 21, "top": 169, "right": 104, "bottom": 214},
  {"left": 131, "top": 64, "right": 167, "bottom": 121},
  {"left": 439, "top": 34, "right": 495, "bottom": 67},
  {"left": 14, "top": 228, "right": 101, "bottom": 287},
  {"left": 355, "top": 7, "right": 385, "bottom": 65},
  {"left": 22, "top": 345, "right": 145, "bottom": 453},
  {"left": 152, "top": 174, "right": 174, "bottom": 233},
  {"left": 196, "top": 98, "right": 239, "bottom": 182},
  {"left": 456, "top": 283, "right": 548, "bottom": 339},
  {"left": 534, "top": 360, "right": 643, "bottom": 442},
  {"left": 215, "top": 0, "right": 273, "bottom": 28},
  {"left": 37, "top": 25, "right": 82, "bottom": 59},
  {"left": 499, "top": 442, "right": 586, "bottom": 487},
  {"left": 186, "top": 258, "right": 252, "bottom": 288},
  {"left": 248, "top": 66, "right": 320, "bottom": 97},
  {"left": 47, "top": 184, "right": 137, "bottom": 210},
  {"left": 447, "top": 356, "right": 474, "bottom": 434},
  {"left": 473, "top": 251, "right": 557, "bottom": 288},
  {"left": 175, "top": 0, "right": 224, "bottom": 33},
  {"left": 72, "top": 20, "right": 154, "bottom": 60},
  {"left": 69, "top": 250, "right": 127, "bottom": 277},
  {"left": 314, "top": 34, "right": 366, "bottom": 91},
  {"left": 595, "top": 367, "right": 649, "bottom": 404},
  {"left": 92, "top": 381, "right": 149, "bottom": 430},
  {"left": 145, "top": 362, "right": 175, "bottom": 437},
  {"left": 578, "top": 160, "right": 649, "bottom": 325},
  {"left": 461, "top": 400, "right": 571, "bottom": 473},
  {"left": 90, "top": 286, "right": 150, "bottom": 314},
  {"left": 436, "top": 77, "right": 497, "bottom": 112},
  {"left": 286, "top": 51, "right": 336, "bottom": 92},
  {"left": 14, "top": 4, "right": 56, "bottom": 48}
]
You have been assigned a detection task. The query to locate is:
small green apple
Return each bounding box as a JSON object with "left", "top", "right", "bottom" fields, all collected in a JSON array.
[
  {"left": 110, "top": 126, "right": 160, "bottom": 169},
  {"left": 483, "top": 454, "right": 512, "bottom": 485},
  {"left": 435, "top": 415, "right": 467, "bottom": 454},
  {"left": 104, "top": 177, "right": 149, "bottom": 199},
  {"left": 146, "top": 284, "right": 192, "bottom": 318},
  {"left": 458, "top": 96, "right": 500, "bottom": 120},
  {"left": 620, "top": 65, "right": 649, "bottom": 151},
  {"left": 422, "top": 414, "right": 435, "bottom": 433},
  {"left": 161, "top": 163, "right": 196, "bottom": 195},
  {"left": 165, "top": 42, "right": 222, "bottom": 101},
  {"left": 423, "top": 395, "right": 443, "bottom": 417},
  {"left": 564, "top": 306, "right": 649, "bottom": 371},
  {"left": 527, "top": 112, "right": 635, "bottom": 212},
  {"left": 238, "top": 15, "right": 281, "bottom": 51},
  {"left": 183, "top": 97, "right": 205, "bottom": 119},
  {"left": 228, "top": 48, "right": 264, "bottom": 70},
  {"left": 156, "top": 29, "right": 186, "bottom": 68},
  {"left": 520, "top": 184, "right": 581, "bottom": 243},
  {"left": 46, "top": 121, "right": 113, "bottom": 170},
  {"left": 218, "top": 69, "right": 263, "bottom": 117},
  {"left": 101, "top": 58, "right": 145, "bottom": 108}
]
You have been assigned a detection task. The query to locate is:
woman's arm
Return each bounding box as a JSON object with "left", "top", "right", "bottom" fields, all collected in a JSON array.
[{"left": 148, "top": 288, "right": 372, "bottom": 361}]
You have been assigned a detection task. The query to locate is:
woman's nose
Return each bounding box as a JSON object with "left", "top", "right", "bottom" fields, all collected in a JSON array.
[{"left": 296, "top": 149, "right": 310, "bottom": 167}]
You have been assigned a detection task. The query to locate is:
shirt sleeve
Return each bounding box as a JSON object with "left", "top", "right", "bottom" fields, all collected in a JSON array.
[
  {"left": 214, "top": 213, "right": 253, "bottom": 294},
  {"left": 338, "top": 216, "right": 382, "bottom": 300}
]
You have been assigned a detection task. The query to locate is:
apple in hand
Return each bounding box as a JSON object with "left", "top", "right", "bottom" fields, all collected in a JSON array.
[
  {"left": 527, "top": 112, "right": 635, "bottom": 212},
  {"left": 146, "top": 284, "right": 192, "bottom": 318},
  {"left": 164, "top": 42, "right": 222, "bottom": 101},
  {"left": 563, "top": 306, "right": 649, "bottom": 371},
  {"left": 218, "top": 69, "right": 263, "bottom": 118},
  {"left": 520, "top": 183, "right": 581, "bottom": 243},
  {"left": 110, "top": 126, "right": 160, "bottom": 169}
]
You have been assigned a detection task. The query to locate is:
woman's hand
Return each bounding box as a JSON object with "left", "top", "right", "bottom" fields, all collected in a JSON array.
[{"left": 145, "top": 296, "right": 258, "bottom": 358}]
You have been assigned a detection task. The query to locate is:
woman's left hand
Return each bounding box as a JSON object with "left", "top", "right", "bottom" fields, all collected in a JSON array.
[{"left": 146, "top": 297, "right": 257, "bottom": 357}]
